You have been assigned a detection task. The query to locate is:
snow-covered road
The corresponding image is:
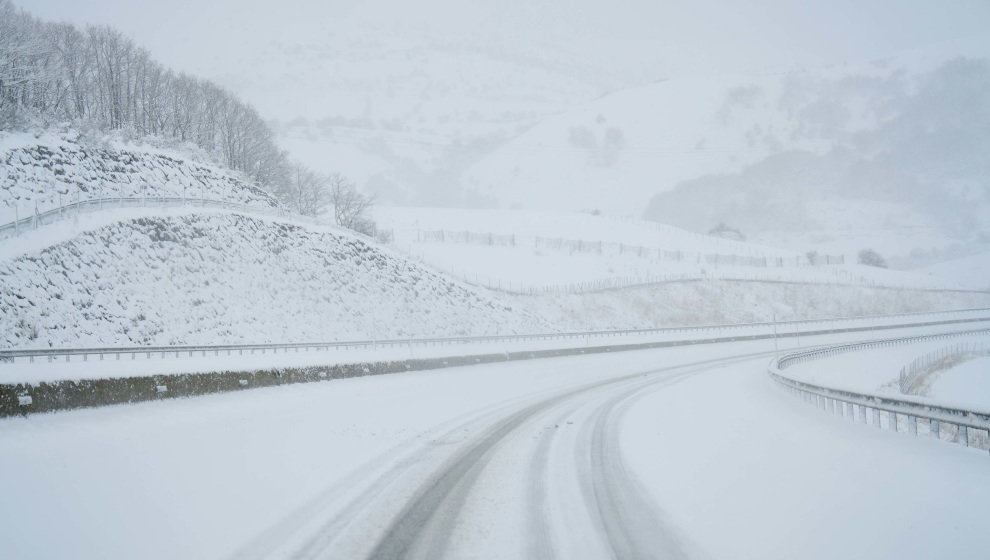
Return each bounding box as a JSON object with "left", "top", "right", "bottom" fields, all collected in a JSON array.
[{"left": 1, "top": 333, "right": 988, "bottom": 559}]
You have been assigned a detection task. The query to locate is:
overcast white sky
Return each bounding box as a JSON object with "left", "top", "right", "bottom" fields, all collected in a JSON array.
[
  {"left": 21, "top": 0, "right": 990, "bottom": 78},
  {"left": 13, "top": 0, "right": 990, "bottom": 134}
]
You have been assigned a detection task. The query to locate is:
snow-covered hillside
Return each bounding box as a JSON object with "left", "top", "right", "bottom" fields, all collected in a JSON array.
[
  {"left": 0, "top": 130, "right": 280, "bottom": 223},
  {"left": 451, "top": 42, "right": 990, "bottom": 273},
  {"left": 242, "top": 1, "right": 671, "bottom": 206},
  {"left": 1, "top": 131, "right": 986, "bottom": 352},
  {"left": 460, "top": 39, "right": 989, "bottom": 212},
  {"left": 369, "top": 207, "right": 990, "bottom": 329},
  {"left": 0, "top": 213, "right": 545, "bottom": 349}
]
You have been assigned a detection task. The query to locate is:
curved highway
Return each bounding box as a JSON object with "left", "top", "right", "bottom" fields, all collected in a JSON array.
[
  {"left": 235, "top": 350, "right": 771, "bottom": 560},
  {"left": 4, "top": 323, "right": 989, "bottom": 560}
]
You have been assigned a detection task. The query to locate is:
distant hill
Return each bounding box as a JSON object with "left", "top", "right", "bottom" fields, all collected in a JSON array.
[{"left": 452, "top": 41, "right": 990, "bottom": 268}]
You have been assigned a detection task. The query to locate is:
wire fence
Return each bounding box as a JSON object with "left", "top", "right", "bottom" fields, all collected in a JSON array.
[
  {"left": 898, "top": 338, "right": 990, "bottom": 394},
  {"left": 406, "top": 227, "right": 987, "bottom": 294},
  {"left": 771, "top": 329, "right": 990, "bottom": 454},
  {"left": 2, "top": 198, "right": 984, "bottom": 296},
  {"left": 416, "top": 228, "right": 845, "bottom": 268},
  {"left": 0, "top": 195, "right": 323, "bottom": 241},
  {"left": 432, "top": 266, "right": 979, "bottom": 296},
  {"left": 4, "top": 307, "right": 989, "bottom": 364}
]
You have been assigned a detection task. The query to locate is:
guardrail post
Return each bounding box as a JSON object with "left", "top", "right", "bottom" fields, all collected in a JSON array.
[
  {"left": 873, "top": 408, "right": 881, "bottom": 427},
  {"left": 930, "top": 419, "right": 940, "bottom": 440},
  {"left": 960, "top": 425, "right": 969, "bottom": 447},
  {"left": 908, "top": 415, "right": 917, "bottom": 436}
]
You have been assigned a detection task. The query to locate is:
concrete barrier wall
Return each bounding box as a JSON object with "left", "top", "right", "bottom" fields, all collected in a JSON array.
[
  {"left": 5, "top": 317, "right": 990, "bottom": 418},
  {"left": 1, "top": 339, "right": 720, "bottom": 417}
]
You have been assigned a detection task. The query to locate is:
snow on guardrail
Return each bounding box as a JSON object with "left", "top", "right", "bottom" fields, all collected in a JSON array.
[
  {"left": 0, "top": 196, "right": 319, "bottom": 241},
  {"left": 4, "top": 308, "right": 990, "bottom": 417},
  {"left": 4, "top": 307, "right": 989, "bottom": 365},
  {"left": 769, "top": 329, "right": 990, "bottom": 454}
]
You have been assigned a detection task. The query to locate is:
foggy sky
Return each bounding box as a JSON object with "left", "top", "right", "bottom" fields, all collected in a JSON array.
[{"left": 20, "top": 0, "right": 990, "bottom": 116}]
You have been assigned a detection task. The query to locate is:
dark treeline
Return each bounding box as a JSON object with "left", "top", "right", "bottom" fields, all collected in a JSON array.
[{"left": 0, "top": 0, "right": 372, "bottom": 226}]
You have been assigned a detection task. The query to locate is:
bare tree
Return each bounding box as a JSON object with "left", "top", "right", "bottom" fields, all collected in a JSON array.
[
  {"left": 0, "top": 3, "right": 323, "bottom": 211},
  {"left": 857, "top": 248, "right": 887, "bottom": 268},
  {"left": 328, "top": 173, "right": 374, "bottom": 233},
  {"left": 280, "top": 163, "right": 329, "bottom": 217}
]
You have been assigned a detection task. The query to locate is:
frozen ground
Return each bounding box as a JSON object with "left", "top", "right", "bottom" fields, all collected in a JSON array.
[
  {"left": 1, "top": 325, "right": 988, "bottom": 559},
  {"left": 930, "top": 357, "right": 990, "bottom": 407}
]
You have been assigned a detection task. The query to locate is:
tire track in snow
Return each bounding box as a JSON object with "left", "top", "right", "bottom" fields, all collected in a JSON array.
[
  {"left": 584, "top": 378, "right": 697, "bottom": 559},
  {"left": 365, "top": 352, "right": 768, "bottom": 559}
]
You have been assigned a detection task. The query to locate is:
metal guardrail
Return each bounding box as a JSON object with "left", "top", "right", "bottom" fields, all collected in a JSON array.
[
  {"left": 4, "top": 307, "right": 990, "bottom": 365},
  {"left": 770, "top": 329, "right": 990, "bottom": 454},
  {"left": 0, "top": 196, "right": 316, "bottom": 241}
]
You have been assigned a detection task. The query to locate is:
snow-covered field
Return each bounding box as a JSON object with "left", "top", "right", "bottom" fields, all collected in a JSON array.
[
  {"left": 376, "top": 206, "right": 988, "bottom": 292},
  {"left": 918, "top": 251, "right": 990, "bottom": 291},
  {"left": 1, "top": 330, "right": 987, "bottom": 559},
  {"left": 931, "top": 357, "right": 990, "bottom": 405}
]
